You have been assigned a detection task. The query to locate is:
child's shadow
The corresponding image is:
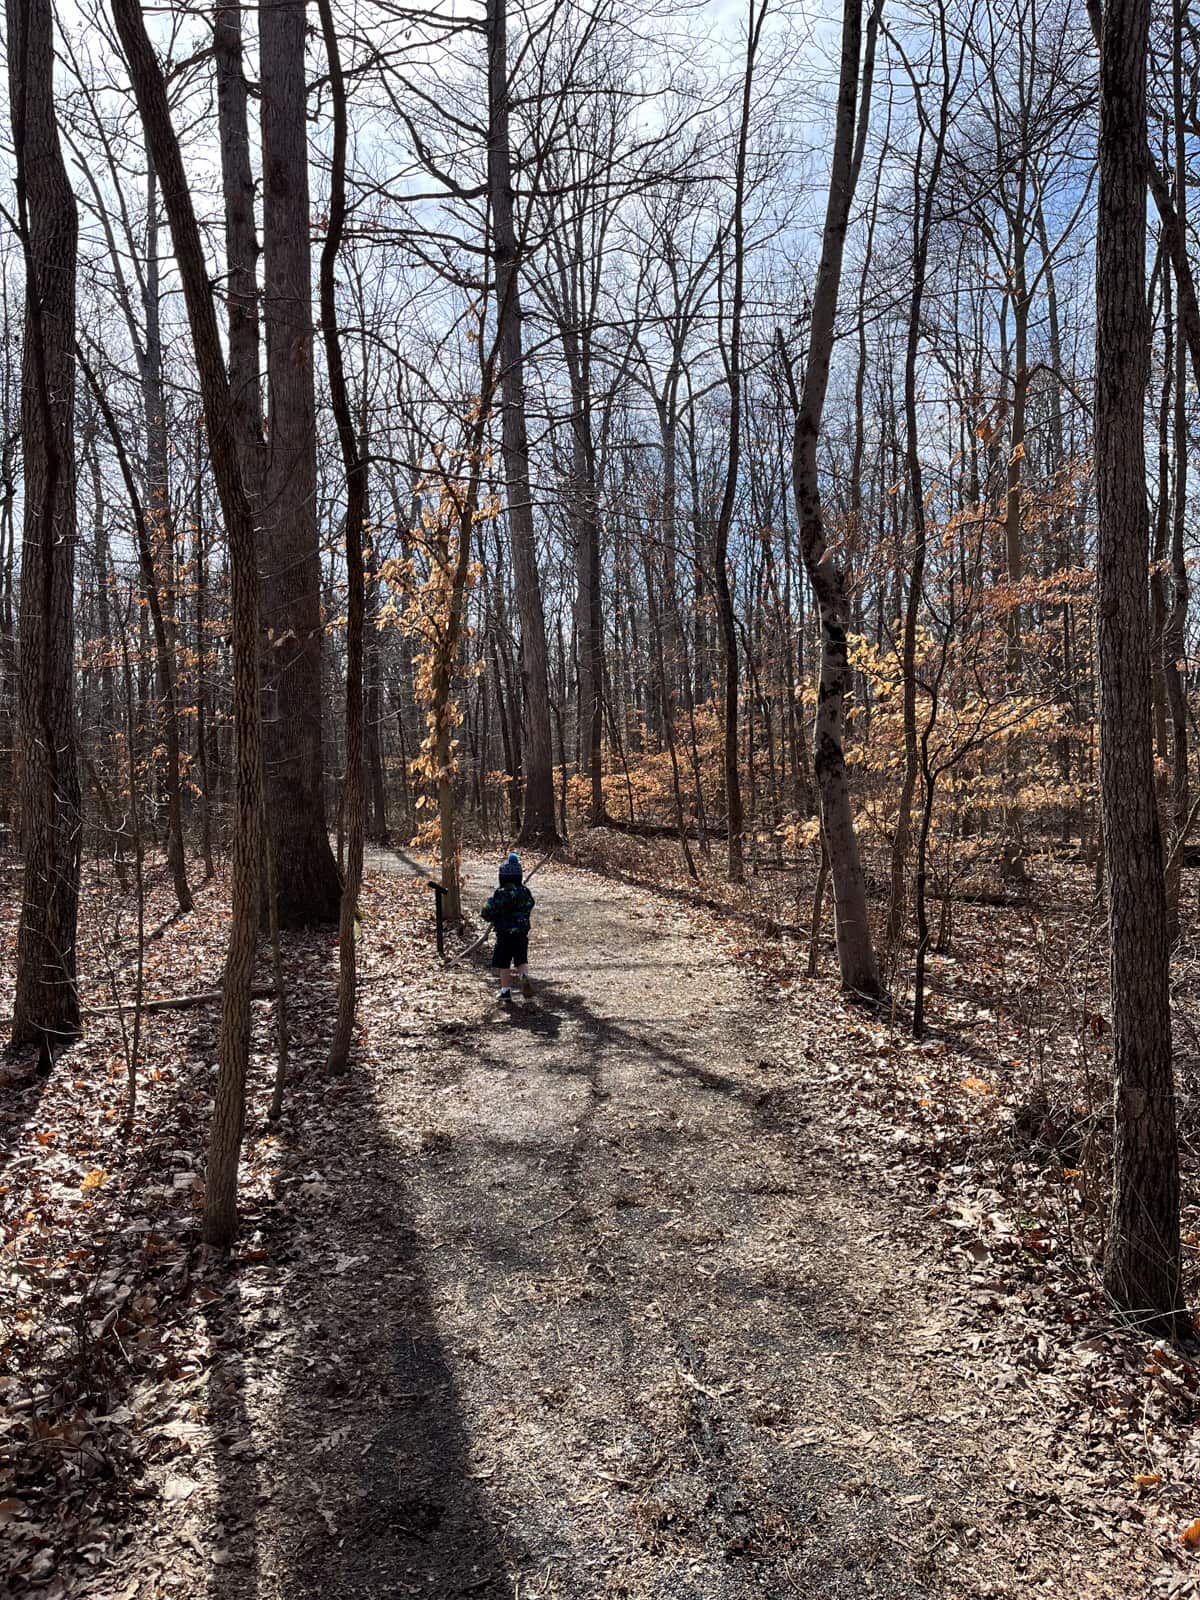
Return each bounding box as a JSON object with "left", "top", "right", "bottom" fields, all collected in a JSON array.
[{"left": 504, "top": 1001, "right": 562, "bottom": 1039}]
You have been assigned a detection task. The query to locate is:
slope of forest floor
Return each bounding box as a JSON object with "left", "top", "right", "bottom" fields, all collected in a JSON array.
[{"left": 3, "top": 845, "right": 1200, "bottom": 1598}]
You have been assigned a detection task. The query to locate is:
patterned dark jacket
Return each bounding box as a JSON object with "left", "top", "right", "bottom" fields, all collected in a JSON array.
[{"left": 481, "top": 883, "right": 535, "bottom": 937}]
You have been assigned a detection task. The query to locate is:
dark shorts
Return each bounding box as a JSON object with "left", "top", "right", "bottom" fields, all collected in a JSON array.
[{"left": 491, "top": 931, "right": 529, "bottom": 969}]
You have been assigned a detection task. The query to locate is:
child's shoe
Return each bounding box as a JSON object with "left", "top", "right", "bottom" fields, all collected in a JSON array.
[
  {"left": 520, "top": 975, "right": 534, "bottom": 999},
  {"left": 499, "top": 988, "right": 513, "bottom": 1006}
]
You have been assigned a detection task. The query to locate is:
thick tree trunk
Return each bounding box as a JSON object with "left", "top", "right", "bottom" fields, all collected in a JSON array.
[
  {"left": 259, "top": 0, "right": 341, "bottom": 924},
  {"left": 786, "top": 0, "right": 881, "bottom": 998},
  {"left": 1094, "top": 0, "right": 1181, "bottom": 1327},
  {"left": 485, "top": 0, "right": 559, "bottom": 846},
  {"left": 7, "top": 0, "right": 82, "bottom": 1056}
]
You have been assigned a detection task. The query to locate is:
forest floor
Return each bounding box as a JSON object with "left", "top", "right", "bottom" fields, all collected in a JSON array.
[{"left": 4, "top": 848, "right": 1200, "bottom": 1598}]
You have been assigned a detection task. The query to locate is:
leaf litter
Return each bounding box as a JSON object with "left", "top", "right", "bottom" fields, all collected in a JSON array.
[{"left": 1, "top": 845, "right": 1197, "bottom": 1597}]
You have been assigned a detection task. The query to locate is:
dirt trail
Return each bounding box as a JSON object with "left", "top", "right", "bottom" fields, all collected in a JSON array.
[{"left": 204, "top": 861, "right": 1152, "bottom": 1600}]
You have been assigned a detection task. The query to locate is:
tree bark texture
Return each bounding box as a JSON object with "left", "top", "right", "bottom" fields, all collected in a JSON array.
[
  {"left": 7, "top": 0, "right": 82, "bottom": 1055},
  {"left": 1094, "top": 0, "right": 1182, "bottom": 1326},
  {"left": 259, "top": 0, "right": 341, "bottom": 924}
]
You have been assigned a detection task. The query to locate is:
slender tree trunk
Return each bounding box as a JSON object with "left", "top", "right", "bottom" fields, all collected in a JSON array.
[
  {"left": 7, "top": 0, "right": 82, "bottom": 1056},
  {"left": 1094, "top": 0, "right": 1181, "bottom": 1327},
  {"left": 364, "top": 544, "right": 389, "bottom": 843},
  {"left": 1151, "top": 250, "right": 1173, "bottom": 778},
  {"left": 886, "top": 2, "right": 952, "bottom": 960},
  {"left": 0, "top": 434, "right": 15, "bottom": 834},
  {"left": 785, "top": 0, "right": 881, "bottom": 997},
  {"left": 214, "top": 0, "right": 261, "bottom": 486},
  {"left": 712, "top": 0, "right": 768, "bottom": 882},
  {"left": 78, "top": 354, "right": 194, "bottom": 919},
  {"left": 485, "top": 0, "right": 559, "bottom": 845},
  {"left": 565, "top": 356, "right": 604, "bottom": 826},
  {"left": 317, "top": 0, "right": 368, "bottom": 1074},
  {"left": 194, "top": 448, "right": 215, "bottom": 879},
  {"left": 141, "top": 157, "right": 192, "bottom": 912}
]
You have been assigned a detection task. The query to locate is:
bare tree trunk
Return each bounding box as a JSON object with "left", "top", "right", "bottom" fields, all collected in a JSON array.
[
  {"left": 785, "top": 0, "right": 881, "bottom": 998},
  {"left": 78, "top": 354, "right": 193, "bottom": 919},
  {"left": 318, "top": 0, "right": 368, "bottom": 1074},
  {"left": 214, "top": 0, "right": 261, "bottom": 486},
  {"left": 259, "top": 0, "right": 342, "bottom": 924},
  {"left": 364, "top": 543, "right": 390, "bottom": 844},
  {"left": 1164, "top": 0, "right": 1190, "bottom": 940},
  {"left": 141, "top": 158, "right": 192, "bottom": 912},
  {"left": 0, "top": 428, "right": 16, "bottom": 836},
  {"left": 485, "top": 0, "right": 559, "bottom": 846},
  {"left": 712, "top": 0, "right": 768, "bottom": 883},
  {"left": 112, "top": 0, "right": 264, "bottom": 1247},
  {"left": 7, "top": 0, "right": 82, "bottom": 1057},
  {"left": 1094, "top": 0, "right": 1181, "bottom": 1328},
  {"left": 193, "top": 447, "right": 215, "bottom": 879},
  {"left": 886, "top": 1, "right": 952, "bottom": 960},
  {"left": 565, "top": 356, "right": 605, "bottom": 827}
]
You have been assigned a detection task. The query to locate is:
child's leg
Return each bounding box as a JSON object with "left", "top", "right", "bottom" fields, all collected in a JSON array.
[
  {"left": 499, "top": 966, "right": 513, "bottom": 993},
  {"left": 515, "top": 951, "right": 533, "bottom": 997}
]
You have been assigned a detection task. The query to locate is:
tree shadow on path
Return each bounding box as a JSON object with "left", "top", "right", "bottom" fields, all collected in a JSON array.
[{"left": 247, "top": 1075, "right": 514, "bottom": 1599}]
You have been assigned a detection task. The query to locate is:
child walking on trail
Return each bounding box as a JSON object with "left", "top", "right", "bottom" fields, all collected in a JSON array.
[{"left": 482, "top": 853, "right": 535, "bottom": 1004}]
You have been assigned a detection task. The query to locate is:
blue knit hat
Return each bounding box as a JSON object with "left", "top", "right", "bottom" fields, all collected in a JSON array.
[{"left": 499, "top": 852, "right": 522, "bottom": 884}]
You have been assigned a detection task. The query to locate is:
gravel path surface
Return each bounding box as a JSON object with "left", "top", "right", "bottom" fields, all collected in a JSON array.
[{"left": 211, "top": 860, "right": 1152, "bottom": 1600}]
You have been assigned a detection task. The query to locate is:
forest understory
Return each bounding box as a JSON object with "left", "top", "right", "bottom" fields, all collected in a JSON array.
[{"left": 3, "top": 842, "right": 1200, "bottom": 1600}]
